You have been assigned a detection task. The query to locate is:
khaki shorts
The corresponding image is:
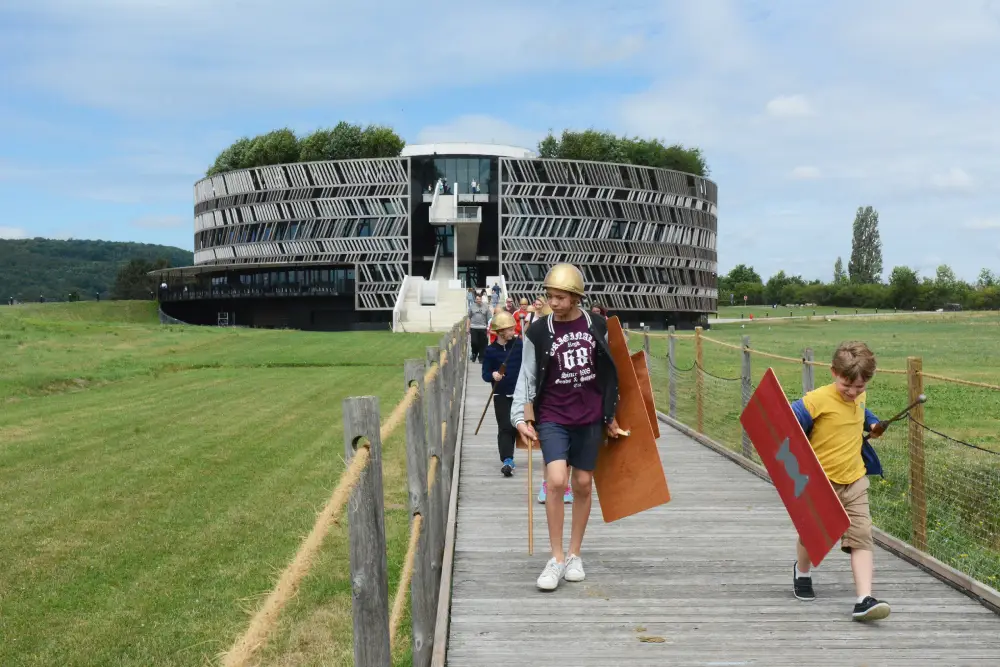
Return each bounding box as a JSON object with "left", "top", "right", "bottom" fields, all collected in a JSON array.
[{"left": 799, "top": 475, "right": 874, "bottom": 553}]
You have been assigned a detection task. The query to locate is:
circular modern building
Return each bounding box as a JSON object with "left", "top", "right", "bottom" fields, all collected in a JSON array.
[{"left": 155, "top": 142, "right": 718, "bottom": 331}]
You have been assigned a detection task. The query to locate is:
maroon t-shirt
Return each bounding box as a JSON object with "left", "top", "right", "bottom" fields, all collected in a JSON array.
[{"left": 536, "top": 314, "right": 603, "bottom": 426}]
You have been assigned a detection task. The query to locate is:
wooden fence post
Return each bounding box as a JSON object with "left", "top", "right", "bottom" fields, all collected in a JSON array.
[
  {"left": 667, "top": 325, "right": 677, "bottom": 419},
  {"left": 343, "top": 396, "right": 391, "bottom": 667},
  {"left": 802, "top": 348, "right": 815, "bottom": 393},
  {"left": 436, "top": 337, "right": 453, "bottom": 506},
  {"left": 404, "top": 360, "right": 433, "bottom": 667},
  {"left": 424, "top": 346, "right": 445, "bottom": 597},
  {"left": 907, "top": 356, "right": 928, "bottom": 551},
  {"left": 695, "top": 326, "right": 704, "bottom": 433},
  {"left": 740, "top": 335, "right": 752, "bottom": 459},
  {"left": 643, "top": 325, "right": 650, "bottom": 364}
]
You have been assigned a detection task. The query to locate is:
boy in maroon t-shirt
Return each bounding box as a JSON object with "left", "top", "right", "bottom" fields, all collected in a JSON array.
[{"left": 510, "top": 263, "right": 621, "bottom": 591}]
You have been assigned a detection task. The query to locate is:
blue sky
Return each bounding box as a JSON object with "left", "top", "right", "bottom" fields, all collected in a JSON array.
[{"left": 1, "top": 0, "right": 998, "bottom": 282}]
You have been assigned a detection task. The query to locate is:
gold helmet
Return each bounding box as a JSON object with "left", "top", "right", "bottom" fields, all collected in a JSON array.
[
  {"left": 491, "top": 311, "right": 516, "bottom": 332},
  {"left": 542, "top": 263, "right": 585, "bottom": 297},
  {"left": 519, "top": 297, "right": 529, "bottom": 305}
]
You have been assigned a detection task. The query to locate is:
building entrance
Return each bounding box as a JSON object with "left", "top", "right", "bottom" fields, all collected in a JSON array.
[{"left": 457, "top": 266, "right": 480, "bottom": 289}]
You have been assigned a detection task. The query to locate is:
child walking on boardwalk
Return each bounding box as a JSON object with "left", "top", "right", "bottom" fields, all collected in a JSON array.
[
  {"left": 790, "top": 340, "right": 891, "bottom": 621},
  {"left": 481, "top": 311, "right": 522, "bottom": 477},
  {"left": 511, "top": 263, "right": 621, "bottom": 591}
]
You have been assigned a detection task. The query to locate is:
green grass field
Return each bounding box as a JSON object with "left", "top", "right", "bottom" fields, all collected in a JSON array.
[
  {"left": 3, "top": 303, "right": 998, "bottom": 666},
  {"left": 630, "top": 311, "right": 1000, "bottom": 586},
  {"left": 0, "top": 302, "right": 440, "bottom": 667}
]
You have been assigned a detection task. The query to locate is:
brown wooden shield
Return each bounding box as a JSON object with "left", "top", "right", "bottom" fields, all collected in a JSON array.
[
  {"left": 593, "top": 317, "right": 671, "bottom": 522},
  {"left": 630, "top": 349, "right": 660, "bottom": 439}
]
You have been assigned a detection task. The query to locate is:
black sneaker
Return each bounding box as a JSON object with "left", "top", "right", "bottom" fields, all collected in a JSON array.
[
  {"left": 501, "top": 458, "right": 513, "bottom": 477},
  {"left": 852, "top": 596, "right": 890, "bottom": 621},
  {"left": 793, "top": 564, "right": 815, "bottom": 601}
]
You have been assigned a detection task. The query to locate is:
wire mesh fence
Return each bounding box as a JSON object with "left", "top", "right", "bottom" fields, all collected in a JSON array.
[{"left": 633, "top": 326, "right": 1000, "bottom": 590}]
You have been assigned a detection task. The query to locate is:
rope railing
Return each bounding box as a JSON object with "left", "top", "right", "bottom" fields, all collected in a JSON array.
[
  {"left": 221, "top": 444, "right": 372, "bottom": 667},
  {"left": 220, "top": 318, "right": 469, "bottom": 667},
  {"left": 389, "top": 512, "right": 424, "bottom": 650},
  {"left": 646, "top": 324, "right": 1000, "bottom": 594},
  {"left": 918, "top": 371, "right": 1000, "bottom": 392}
]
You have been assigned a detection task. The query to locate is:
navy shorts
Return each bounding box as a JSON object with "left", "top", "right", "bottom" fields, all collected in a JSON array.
[{"left": 537, "top": 421, "right": 604, "bottom": 472}]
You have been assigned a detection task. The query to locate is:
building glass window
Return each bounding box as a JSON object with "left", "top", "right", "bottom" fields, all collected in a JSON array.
[
  {"left": 457, "top": 159, "right": 469, "bottom": 194},
  {"left": 479, "top": 159, "right": 491, "bottom": 194}
]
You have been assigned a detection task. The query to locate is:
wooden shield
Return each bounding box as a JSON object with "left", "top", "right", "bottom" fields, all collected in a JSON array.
[
  {"left": 739, "top": 368, "right": 850, "bottom": 566},
  {"left": 630, "top": 350, "right": 659, "bottom": 439},
  {"left": 593, "top": 316, "right": 671, "bottom": 522}
]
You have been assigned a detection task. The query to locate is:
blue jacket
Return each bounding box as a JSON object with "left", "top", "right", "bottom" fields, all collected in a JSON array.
[
  {"left": 790, "top": 399, "right": 884, "bottom": 477},
  {"left": 481, "top": 338, "right": 522, "bottom": 397}
]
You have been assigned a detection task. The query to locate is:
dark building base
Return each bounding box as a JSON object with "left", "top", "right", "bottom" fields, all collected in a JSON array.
[{"left": 161, "top": 297, "right": 392, "bottom": 332}]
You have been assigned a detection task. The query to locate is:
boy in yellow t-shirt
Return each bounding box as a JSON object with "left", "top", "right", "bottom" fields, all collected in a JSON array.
[{"left": 789, "top": 340, "right": 891, "bottom": 621}]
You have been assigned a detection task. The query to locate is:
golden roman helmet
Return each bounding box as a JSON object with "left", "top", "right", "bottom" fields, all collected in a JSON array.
[
  {"left": 491, "top": 311, "right": 516, "bottom": 332},
  {"left": 519, "top": 297, "right": 529, "bottom": 306},
  {"left": 542, "top": 263, "right": 585, "bottom": 297}
]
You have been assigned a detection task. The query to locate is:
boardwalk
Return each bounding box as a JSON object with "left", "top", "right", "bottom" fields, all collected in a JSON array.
[{"left": 445, "top": 360, "right": 1000, "bottom": 666}]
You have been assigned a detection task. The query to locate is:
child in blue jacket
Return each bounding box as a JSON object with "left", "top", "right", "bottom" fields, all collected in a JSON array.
[{"left": 481, "top": 311, "right": 522, "bottom": 476}]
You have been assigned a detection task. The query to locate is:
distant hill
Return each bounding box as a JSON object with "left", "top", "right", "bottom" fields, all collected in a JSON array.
[{"left": 0, "top": 238, "right": 193, "bottom": 301}]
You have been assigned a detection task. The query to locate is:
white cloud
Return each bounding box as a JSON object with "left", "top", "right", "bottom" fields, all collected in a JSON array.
[
  {"left": 0, "top": 0, "right": 654, "bottom": 116},
  {"left": 789, "top": 165, "right": 821, "bottom": 180},
  {"left": 616, "top": 0, "right": 1000, "bottom": 281},
  {"left": 2, "top": 0, "right": 1000, "bottom": 282},
  {"left": 964, "top": 217, "right": 1000, "bottom": 230},
  {"left": 0, "top": 226, "right": 28, "bottom": 239},
  {"left": 415, "top": 115, "right": 544, "bottom": 151},
  {"left": 930, "top": 167, "right": 974, "bottom": 192},
  {"left": 0, "top": 142, "right": 202, "bottom": 204},
  {"left": 766, "top": 94, "right": 813, "bottom": 118},
  {"left": 131, "top": 214, "right": 187, "bottom": 229}
]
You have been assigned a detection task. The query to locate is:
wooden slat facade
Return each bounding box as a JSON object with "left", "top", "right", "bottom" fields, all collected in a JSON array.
[{"left": 446, "top": 360, "right": 1000, "bottom": 665}]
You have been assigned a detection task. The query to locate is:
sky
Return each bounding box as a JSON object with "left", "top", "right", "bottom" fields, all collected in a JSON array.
[{"left": 1, "top": 0, "right": 998, "bottom": 283}]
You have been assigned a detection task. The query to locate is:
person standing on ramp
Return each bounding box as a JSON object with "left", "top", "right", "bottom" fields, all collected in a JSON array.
[{"left": 511, "top": 263, "right": 621, "bottom": 591}]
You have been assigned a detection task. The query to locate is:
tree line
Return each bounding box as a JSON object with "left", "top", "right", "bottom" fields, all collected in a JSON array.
[
  {"left": 0, "top": 239, "right": 191, "bottom": 302},
  {"left": 537, "top": 129, "right": 709, "bottom": 176},
  {"left": 205, "top": 123, "right": 710, "bottom": 177},
  {"left": 719, "top": 206, "right": 999, "bottom": 311},
  {"left": 205, "top": 122, "right": 407, "bottom": 177}
]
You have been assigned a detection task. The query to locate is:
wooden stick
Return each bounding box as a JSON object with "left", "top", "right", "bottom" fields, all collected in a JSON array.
[
  {"left": 527, "top": 433, "right": 534, "bottom": 556},
  {"left": 473, "top": 387, "right": 494, "bottom": 435},
  {"left": 474, "top": 360, "right": 509, "bottom": 435}
]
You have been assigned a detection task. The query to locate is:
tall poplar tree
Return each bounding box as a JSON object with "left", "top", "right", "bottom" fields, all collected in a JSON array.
[
  {"left": 833, "top": 256, "right": 847, "bottom": 284},
  {"left": 848, "top": 206, "right": 883, "bottom": 283}
]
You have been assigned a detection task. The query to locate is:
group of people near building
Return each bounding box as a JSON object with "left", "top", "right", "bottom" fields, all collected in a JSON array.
[{"left": 469, "top": 262, "right": 893, "bottom": 623}]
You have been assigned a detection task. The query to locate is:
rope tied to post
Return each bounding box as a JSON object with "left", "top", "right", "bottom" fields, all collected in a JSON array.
[
  {"left": 221, "top": 443, "right": 371, "bottom": 667},
  {"left": 379, "top": 384, "right": 420, "bottom": 443},
  {"left": 222, "top": 380, "right": 423, "bottom": 667},
  {"left": 389, "top": 512, "right": 424, "bottom": 651},
  {"left": 223, "top": 329, "right": 465, "bottom": 667}
]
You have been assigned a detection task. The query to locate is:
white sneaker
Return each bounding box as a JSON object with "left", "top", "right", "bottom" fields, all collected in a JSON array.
[
  {"left": 536, "top": 558, "right": 566, "bottom": 591},
  {"left": 564, "top": 554, "right": 585, "bottom": 582}
]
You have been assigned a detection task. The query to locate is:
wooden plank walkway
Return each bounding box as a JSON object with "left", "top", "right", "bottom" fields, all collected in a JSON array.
[{"left": 446, "top": 359, "right": 1000, "bottom": 666}]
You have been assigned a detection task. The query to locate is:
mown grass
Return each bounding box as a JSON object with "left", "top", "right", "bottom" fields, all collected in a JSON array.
[
  {"left": 0, "top": 302, "right": 442, "bottom": 666},
  {"left": 630, "top": 311, "right": 1000, "bottom": 587},
  {"left": 713, "top": 304, "right": 886, "bottom": 319}
]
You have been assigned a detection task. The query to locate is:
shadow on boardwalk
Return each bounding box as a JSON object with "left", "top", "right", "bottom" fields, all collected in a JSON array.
[{"left": 446, "top": 360, "right": 1000, "bottom": 666}]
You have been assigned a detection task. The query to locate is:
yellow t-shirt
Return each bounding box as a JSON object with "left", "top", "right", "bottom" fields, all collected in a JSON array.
[{"left": 799, "top": 383, "right": 867, "bottom": 485}]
